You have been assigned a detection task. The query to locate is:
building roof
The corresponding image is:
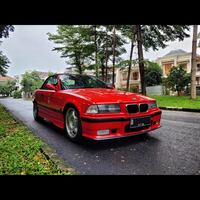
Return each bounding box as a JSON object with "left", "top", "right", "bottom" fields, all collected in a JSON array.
[
  {"left": 163, "top": 49, "right": 200, "bottom": 57},
  {"left": 0, "top": 75, "right": 16, "bottom": 81},
  {"left": 163, "top": 49, "right": 188, "bottom": 57}
]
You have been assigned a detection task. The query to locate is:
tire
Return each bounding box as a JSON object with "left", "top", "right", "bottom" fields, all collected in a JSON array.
[
  {"left": 33, "top": 101, "right": 43, "bottom": 121},
  {"left": 64, "top": 105, "right": 82, "bottom": 142}
]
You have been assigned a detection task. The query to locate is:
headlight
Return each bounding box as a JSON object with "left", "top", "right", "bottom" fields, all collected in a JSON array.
[
  {"left": 98, "top": 104, "right": 121, "bottom": 113},
  {"left": 149, "top": 101, "right": 158, "bottom": 109},
  {"left": 86, "top": 104, "right": 121, "bottom": 113}
]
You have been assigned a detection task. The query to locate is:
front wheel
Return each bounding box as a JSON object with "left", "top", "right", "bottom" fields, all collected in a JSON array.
[{"left": 64, "top": 105, "right": 82, "bottom": 142}]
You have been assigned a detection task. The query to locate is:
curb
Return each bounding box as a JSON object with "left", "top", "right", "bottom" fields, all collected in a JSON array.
[
  {"left": 2, "top": 106, "right": 78, "bottom": 175},
  {"left": 159, "top": 106, "right": 200, "bottom": 113}
]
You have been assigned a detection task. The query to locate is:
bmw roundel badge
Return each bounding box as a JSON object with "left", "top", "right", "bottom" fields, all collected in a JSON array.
[{"left": 132, "top": 98, "right": 137, "bottom": 100}]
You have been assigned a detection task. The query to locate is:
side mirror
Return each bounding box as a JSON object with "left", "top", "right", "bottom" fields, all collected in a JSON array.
[
  {"left": 111, "top": 86, "right": 114, "bottom": 89},
  {"left": 46, "top": 84, "right": 57, "bottom": 91}
]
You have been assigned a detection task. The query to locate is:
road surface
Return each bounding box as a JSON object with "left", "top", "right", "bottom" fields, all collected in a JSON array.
[{"left": 1, "top": 98, "right": 200, "bottom": 175}]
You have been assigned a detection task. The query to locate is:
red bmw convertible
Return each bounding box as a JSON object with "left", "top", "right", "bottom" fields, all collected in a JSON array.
[{"left": 33, "top": 74, "right": 162, "bottom": 142}]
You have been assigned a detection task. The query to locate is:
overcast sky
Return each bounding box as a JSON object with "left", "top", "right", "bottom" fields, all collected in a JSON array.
[{"left": 1, "top": 25, "right": 200, "bottom": 78}]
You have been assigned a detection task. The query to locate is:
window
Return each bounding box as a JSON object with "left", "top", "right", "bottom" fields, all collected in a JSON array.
[
  {"left": 165, "top": 64, "right": 172, "bottom": 75},
  {"left": 197, "top": 64, "right": 200, "bottom": 71},
  {"left": 59, "top": 75, "right": 111, "bottom": 90},
  {"left": 40, "top": 76, "right": 58, "bottom": 89},
  {"left": 132, "top": 72, "right": 138, "bottom": 80},
  {"left": 122, "top": 73, "right": 127, "bottom": 81}
]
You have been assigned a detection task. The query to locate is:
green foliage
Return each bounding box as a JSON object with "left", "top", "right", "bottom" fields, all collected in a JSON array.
[
  {"left": 13, "top": 90, "right": 22, "bottom": 99},
  {"left": 198, "top": 32, "right": 200, "bottom": 48},
  {"left": 0, "top": 50, "right": 10, "bottom": 76},
  {"left": 165, "top": 64, "right": 191, "bottom": 96},
  {"left": 48, "top": 72, "right": 54, "bottom": 76},
  {"left": 130, "top": 86, "right": 138, "bottom": 93},
  {"left": 20, "top": 71, "right": 43, "bottom": 95},
  {"left": 47, "top": 25, "right": 127, "bottom": 77},
  {"left": 121, "top": 25, "right": 190, "bottom": 52},
  {"left": 148, "top": 95, "right": 200, "bottom": 109},
  {"left": 0, "top": 25, "right": 15, "bottom": 38},
  {"left": 144, "top": 61, "right": 163, "bottom": 86},
  {"left": 0, "top": 104, "right": 72, "bottom": 175},
  {"left": 0, "top": 79, "right": 17, "bottom": 96},
  {"left": 47, "top": 25, "right": 94, "bottom": 74},
  {"left": 117, "top": 87, "right": 127, "bottom": 91}
]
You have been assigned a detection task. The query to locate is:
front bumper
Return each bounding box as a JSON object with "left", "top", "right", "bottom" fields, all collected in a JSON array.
[{"left": 80, "top": 110, "right": 162, "bottom": 140}]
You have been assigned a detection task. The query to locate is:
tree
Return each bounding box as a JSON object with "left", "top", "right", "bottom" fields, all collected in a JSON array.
[
  {"left": 48, "top": 72, "right": 54, "bottom": 76},
  {"left": 126, "top": 25, "right": 136, "bottom": 91},
  {"left": 166, "top": 64, "right": 191, "bottom": 96},
  {"left": 136, "top": 25, "right": 146, "bottom": 96},
  {"left": 0, "top": 49, "right": 10, "bottom": 76},
  {"left": 0, "top": 79, "right": 16, "bottom": 97},
  {"left": 198, "top": 32, "right": 200, "bottom": 48},
  {"left": 0, "top": 25, "right": 14, "bottom": 76},
  {"left": 47, "top": 25, "right": 94, "bottom": 74},
  {"left": 93, "top": 25, "right": 98, "bottom": 76},
  {"left": 190, "top": 25, "right": 198, "bottom": 100},
  {"left": 112, "top": 25, "right": 116, "bottom": 87},
  {"left": 0, "top": 25, "right": 14, "bottom": 38},
  {"left": 86, "top": 25, "right": 127, "bottom": 81},
  {"left": 20, "top": 71, "right": 43, "bottom": 98},
  {"left": 121, "top": 25, "right": 190, "bottom": 95},
  {"left": 144, "top": 61, "right": 163, "bottom": 86}
]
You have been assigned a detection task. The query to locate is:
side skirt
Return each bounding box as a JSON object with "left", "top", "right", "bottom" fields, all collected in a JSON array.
[{"left": 38, "top": 111, "right": 65, "bottom": 129}]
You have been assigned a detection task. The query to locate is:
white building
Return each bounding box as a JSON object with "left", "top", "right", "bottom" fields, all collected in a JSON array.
[{"left": 156, "top": 49, "right": 200, "bottom": 85}]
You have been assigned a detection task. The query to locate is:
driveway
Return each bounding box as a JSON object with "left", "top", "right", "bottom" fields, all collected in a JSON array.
[{"left": 1, "top": 98, "right": 200, "bottom": 175}]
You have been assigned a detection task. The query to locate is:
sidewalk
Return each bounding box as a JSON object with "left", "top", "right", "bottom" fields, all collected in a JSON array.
[{"left": 159, "top": 106, "right": 200, "bottom": 113}]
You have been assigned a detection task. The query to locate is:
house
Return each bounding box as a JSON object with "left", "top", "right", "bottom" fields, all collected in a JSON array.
[
  {"left": 156, "top": 49, "right": 200, "bottom": 85},
  {"left": 0, "top": 75, "right": 16, "bottom": 84},
  {"left": 115, "top": 64, "right": 140, "bottom": 91},
  {"left": 14, "top": 70, "right": 52, "bottom": 92}
]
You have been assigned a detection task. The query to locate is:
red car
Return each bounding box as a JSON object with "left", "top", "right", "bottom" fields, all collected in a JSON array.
[{"left": 33, "top": 74, "right": 162, "bottom": 142}]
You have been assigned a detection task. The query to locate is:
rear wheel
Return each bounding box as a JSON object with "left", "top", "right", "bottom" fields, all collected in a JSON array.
[
  {"left": 33, "top": 101, "right": 43, "bottom": 121},
  {"left": 64, "top": 105, "right": 82, "bottom": 142}
]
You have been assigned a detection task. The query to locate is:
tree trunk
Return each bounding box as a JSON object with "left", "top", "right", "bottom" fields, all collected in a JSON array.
[
  {"left": 126, "top": 25, "right": 136, "bottom": 91},
  {"left": 112, "top": 25, "right": 116, "bottom": 87},
  {"left": 105, "top": 27, "right": 108, "bottom": 83},
  {"left": 78, "top": 64, "right": 82, "bottom": 74},
  {"left": 101, "top": 59, "right": 105, "bottom": 81},
  {"left": 190, "top": 25, "right": 198, "bottom": 100},
  {"left": 93, "top": 25, "right": 98, "bottom": 77},
  {"left": 136, "top": 25, "right": 146, "bottom": 96}
]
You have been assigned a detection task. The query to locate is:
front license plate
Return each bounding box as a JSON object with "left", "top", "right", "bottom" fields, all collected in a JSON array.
[{"left": 130, "top": 116, "right": 151, "bottom": 128}]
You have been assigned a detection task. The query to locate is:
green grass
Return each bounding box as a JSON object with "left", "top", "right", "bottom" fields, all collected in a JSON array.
[
  {"left": 0, "top": 104, "right": 72, "bottom": 175},
  {"left": 148, "top": 95, "right": 200, "bottom": 109}
]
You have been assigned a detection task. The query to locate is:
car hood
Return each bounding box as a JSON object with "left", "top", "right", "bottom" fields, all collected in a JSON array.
[{"left": 63, "top": 88, "right": 155, "bottom": 104}]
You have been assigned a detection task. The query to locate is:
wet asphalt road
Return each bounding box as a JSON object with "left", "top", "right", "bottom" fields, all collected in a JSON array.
[{"left": 1, "top": 98, "right": 200, "bottom": 175}]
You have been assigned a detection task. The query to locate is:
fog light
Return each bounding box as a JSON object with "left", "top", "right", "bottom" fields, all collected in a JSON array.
[
  {"left": 155, "top": 120, "right": 160, "bottom": 125},
  {"left": 97, "top": 129, "right": 110, "bottom": 136}
]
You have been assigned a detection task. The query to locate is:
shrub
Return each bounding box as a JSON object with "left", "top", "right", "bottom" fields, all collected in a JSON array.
[
  {"left": 13, "top": 91, "right": 22, "bottom": 99},
  {"left": 130, "top": 86, "right": 138, "bottom": 93}
]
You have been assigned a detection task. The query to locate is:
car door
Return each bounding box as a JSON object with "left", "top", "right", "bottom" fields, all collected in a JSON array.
[{"left": 38, "top": 76, "right": 58, "bottom": 118}]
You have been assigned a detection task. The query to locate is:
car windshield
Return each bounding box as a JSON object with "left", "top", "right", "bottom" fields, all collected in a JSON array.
[{"left": 59, "top": 74, "right": 112, "bottom": 90}]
